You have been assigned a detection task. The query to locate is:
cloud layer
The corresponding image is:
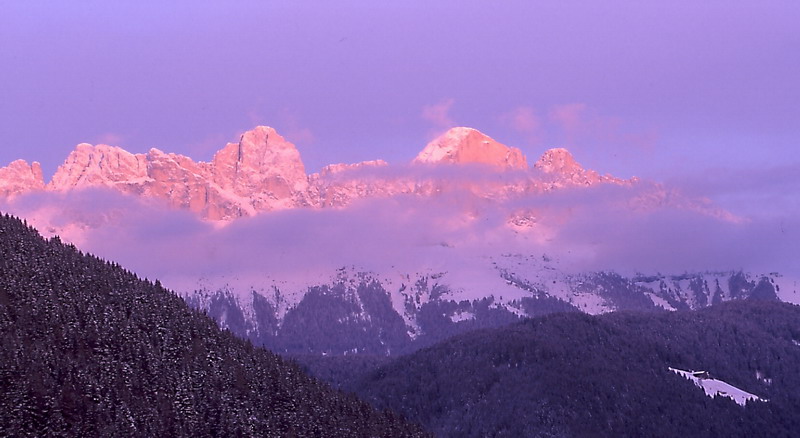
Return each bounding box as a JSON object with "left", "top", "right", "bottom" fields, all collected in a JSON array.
[{"left": 2, "top": 165, "right": 797, "bottom": 296}]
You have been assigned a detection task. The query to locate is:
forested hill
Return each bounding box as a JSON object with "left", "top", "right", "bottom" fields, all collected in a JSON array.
[
  {"left": 0, "top": 213, "right": 427, "bottom": 437},
  {"left": 344, "top": 300, "right": 800, "bottom": 437}
]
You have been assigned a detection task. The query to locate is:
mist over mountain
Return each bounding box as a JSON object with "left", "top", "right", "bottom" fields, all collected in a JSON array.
[
  {"left": 1, "top": 126, "right": 797, "bottom": 357},
  {"left": 4, "top": 3, "right": 798, "bottom": 436},
  {"left": 1, "top": 125, "right": 793, "bottom": 276}
]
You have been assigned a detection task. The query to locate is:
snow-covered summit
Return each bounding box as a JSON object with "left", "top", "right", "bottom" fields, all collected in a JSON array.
[
  {"left": 414, "top": 127, "right": 528, "bottom": 170},
  {"left": 213, "top": 126, "right": 308, "bottom": 193},
  {"left": 210, "top": 126, "right": 310, "bottom": 214}
]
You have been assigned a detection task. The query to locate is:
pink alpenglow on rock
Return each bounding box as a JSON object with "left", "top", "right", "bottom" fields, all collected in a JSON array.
[
  {"left": 211, "top": 126, "right": 311, "bottom": 213},
  {"left": 48, "top": 144, "right": 150, "bottom": 191},
  {"left": 534, "top": 148, "right": 624, "bottom": 187},
  {"left": 2, "top": 125, "right": 735, "bottom": 227},
  {"left": 414, "top": 127, "right": 528, "bottom": 170},
  {"left": 0, "top": 160, "right": 45, "bottom": 198},
  {"left": 33, "top": 126, "right": 314, "bottom": 220}
]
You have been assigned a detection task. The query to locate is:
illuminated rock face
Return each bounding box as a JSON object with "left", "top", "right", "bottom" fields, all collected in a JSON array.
[
  {"left": 211, "top": 126, "right": 311, "bottom": 214},
  {"left": 48, "top": 144, "right": 150, "bottom": 192},
  {"left": 309, "top": 159, "right": 396, "bottom": 208},
  {"left": 0, "top": 160, "right": 45, "bottom": 198},
  {"left": 2, "top": 125, "right": 648, "bottom": 220},
  {"left": 414, "top": 127, "right": 528, "bottom": 170},
  {"left": 534, "top": 147, "right": 625, "bottom": 188},
  {"left": 35, "top": 126, "right": 314, "bottom": 220}
]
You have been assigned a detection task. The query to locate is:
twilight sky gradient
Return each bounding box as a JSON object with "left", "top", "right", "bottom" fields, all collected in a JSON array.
[
  {"left": 2, "top": 1, "right": 799, "bottom": 183},
  {"left": 1, "top": 1, "right": 799, "bottom": 293}
]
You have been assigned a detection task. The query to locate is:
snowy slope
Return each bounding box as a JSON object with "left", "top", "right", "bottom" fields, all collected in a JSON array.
[
  {"left": 176, "top": 245, "right": 786, "bottom": 355},
  {"left": 669, "top": 367, "right": 767, "bottom": 406}
]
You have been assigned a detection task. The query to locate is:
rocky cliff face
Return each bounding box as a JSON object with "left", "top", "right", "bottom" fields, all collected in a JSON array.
[
  {"left": 48, "top": 144, "right": 150, "bottom": 192},
  {"left": 142, "top": 148, "right": 218, "bottom": 217},
  {"left": 308, "top": 159, "right": 401, "bottom": 208},
  {"left": 0, "top": 125, "right": 644, "bottom": 220},
  {"left": 211, "top": 126, "right": 311, "bottom": 215},
  {"left": 534, "top": 147, "right": 625, "bottom": 188},
  {"left": 16, "top": 127, "right": 314, "bottom": 220},
  {"left": 0, "top": 160, "right": 45, "bottom": 198}
]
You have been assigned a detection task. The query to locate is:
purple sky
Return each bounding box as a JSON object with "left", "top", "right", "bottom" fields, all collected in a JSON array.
[{"left": 2, "top": 1, "right": 798, "bottom": 182}]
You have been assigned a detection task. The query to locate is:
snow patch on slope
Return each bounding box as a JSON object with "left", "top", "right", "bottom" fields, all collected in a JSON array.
[
  {"left": 772, "top": 274, "right": 800, "bottom": 305},
  {"left": 450, "top": 311, "right": 475, "bottom": 323},
  {"left": 669, "top": 367, "right": 767, "bottom": 406},
  {"left": 646, "top": 292, "right": 676, "bottom": 311}
]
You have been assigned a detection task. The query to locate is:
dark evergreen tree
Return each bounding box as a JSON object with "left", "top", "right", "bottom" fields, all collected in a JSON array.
[
  {"left": 342, "top": 300, "right": 800, "bottom": 437},
  {"left": 0, "top": 213, "right": 427, "bottom": 437}
]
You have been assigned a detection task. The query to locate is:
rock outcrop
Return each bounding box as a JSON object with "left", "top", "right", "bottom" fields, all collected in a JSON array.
[
  {"left": 211, "top": 126, "right": 311, "bottom": 214},
  {"left": 0, "top": 160, "right": 45, "bottom": 198},
  {"left": 534, "top": 148, "right": 624, "bottom": 187},
  {"left": 34, "top": 127, "right": 314, "bottom": 220},
  {"left": 48, "top": 144, "right": 150, "bottom": 192}
]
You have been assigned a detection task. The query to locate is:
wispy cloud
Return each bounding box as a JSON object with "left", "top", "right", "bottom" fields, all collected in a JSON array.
[
  {"left": 278, "top": 108, "right": 316, "bottom": 146},
  {"left": 664, "top": 163, "right": 800, "bottom": 220},
  {"left": 499, "top": 106, "right": 543, "bottom": 146},
  {"left": 548, "top": 103, "right": 656, "bottom": 155},
  {"left": 421, "top": 98, "right": 456, "bottom": 139},
  {"left": 549, "top": 103, "right": 587, "bottom": 142},
  {"left": 95, "top": 132, "right": 125, "bottom": 146}
]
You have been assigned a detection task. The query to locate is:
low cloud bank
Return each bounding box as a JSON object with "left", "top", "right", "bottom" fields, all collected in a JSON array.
[{"left": 2, "top": 168, "right": 797, "bottom": 292}]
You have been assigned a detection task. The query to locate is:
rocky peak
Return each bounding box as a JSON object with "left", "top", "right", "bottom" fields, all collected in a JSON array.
[
  {"left": 212, "top": 126, "right": 308, "bottom": 197},
  {"left": 534, "top": 148, "right": 626, "bottom": 188},
  {"left": 213, "top": 127, "right": 305, "bottom": 176},
  {"left": 49, "top": 143, "right": 148, "bottom": 191},
  {"left": 534, "top": 148, "right": 582, "bottom": 174},
  {"left": 414, "top": 127, "right": 528, "bottom": 170},
  {"left": 0, "top": 160, "right": 45, "bottom": 197}
]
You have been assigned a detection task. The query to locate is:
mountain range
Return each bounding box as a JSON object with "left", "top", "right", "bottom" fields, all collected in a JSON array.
[
  {"left": 2, "top": 126, "right": 796, "bottom": 358},
  {"left": 4, "top": 208, "right": 798, "bottom": 437},
  {"left": 0, "top": 125, "right": 727, "bottom": 222},
  {"left": 2, "top": 126, "right": 798, "bottom": 436}
]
